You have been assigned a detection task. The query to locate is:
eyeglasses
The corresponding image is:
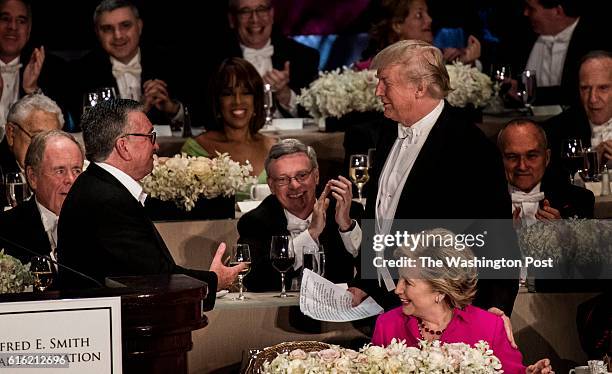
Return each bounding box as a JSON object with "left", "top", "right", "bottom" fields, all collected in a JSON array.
[
  {"left": 235, "top": 5, "right": 272, "bottom": 20},
  {"left": 121, "top": 132, "right": 157, "bottom": 144},
  {"left": 272, "top": 168, "right": 314, "bottom": 186},
  {"left": 9, "top": 122, "right": 33, "bottom": 139}
]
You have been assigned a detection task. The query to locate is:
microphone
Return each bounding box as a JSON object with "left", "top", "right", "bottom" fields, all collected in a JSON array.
[{"left": 0, "top": 233, "right": 104, "bottom": 288}]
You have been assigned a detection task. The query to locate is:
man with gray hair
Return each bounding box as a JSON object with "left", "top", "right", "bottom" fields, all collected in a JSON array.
[
  {"left": 0, "top": 130, "right": 83, "bottom": 265},
  {"left": 0, "top": 93, "right": 63, "bottom": 207},
  {"left": 57, "top": 99, "right": 242, "bottom": 308},
  {"left": 349, "top": 40, "right": 517, "bottom": 316},
  {"left": 237, "top": 138, "right": 363, "bottom": 291}
]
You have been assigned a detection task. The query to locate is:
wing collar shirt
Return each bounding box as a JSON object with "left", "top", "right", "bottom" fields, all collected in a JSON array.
[
  {"left": 35, "top": 198, "right": 59, "bottom": 268},
  {"left": 375, "top": 99, "right": 444, "bottom": 290},
  {"left": 0, "top": 57, "right": 22, "bottom": 141},
  {"left": 526, "top": 18, "right": 578, "bottom": 87},
  {"left": 241, "top": 39, "right": 298, "bottom": 117},
  {"left": 111, "top": 49, "right": 142, "bottom": 101},
  {"left": 590, "top": 117, "right": 612, "bottom": 148},
  {"left": 509, "top": 183, "right": 544, "bottom": 227},
  {"left": 96, "top": 162, "right": 147, "bottom": 206}
]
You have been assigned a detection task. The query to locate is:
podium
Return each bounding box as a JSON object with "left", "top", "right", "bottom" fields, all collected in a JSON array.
[{"left": 0, "top": 274, "right": 209, "bottom": 374}]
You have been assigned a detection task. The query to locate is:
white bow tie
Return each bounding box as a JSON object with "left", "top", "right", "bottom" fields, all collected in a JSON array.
[
  {"left": 511, "top": 191, "right": 545, "bottom": 203},
  {"left": 243, "top": 45, "right": 274, "bottom": 61},
  {"left": 398, "top": 124, "right": 414, "bottom": 143},
  {"left": 112, "top": 62, "right": 142, "bottom": 77},
  {"left": 540, "top": 33, "right": 570, "bottom": 46},
  {"left": 592, "top": 123, "right": 612, "bottom": 136},
  {"left": 0, "top": 63, "right": 22, "bottom": 74}
]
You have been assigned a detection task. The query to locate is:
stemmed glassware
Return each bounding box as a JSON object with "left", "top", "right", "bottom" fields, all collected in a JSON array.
[
  {"left": 263, "top": 83, "right": 275, "bottom": 127},
  {"left": 230, "top": 244, "right": 251, "bottom": 301},
  {"left": 82, "top": 87, "right": 116, "bottom": 115},
  {"left": 30, "top": 256, "right": 54, "bottom": 292},
  {"left": 519, "top": 70, "right": 537, "bottom": 112},
  {"left": 270, "top": 235, "right": 295, "bottom": 298},
  {"left": 561, "top": 138, "right": 585, "bottom": 185},
  {"left": 4, "top": 171, "right": 31, "bottom": 208},
  {"left": 349, "top": 154, "right": 370, "bottom": 203}
]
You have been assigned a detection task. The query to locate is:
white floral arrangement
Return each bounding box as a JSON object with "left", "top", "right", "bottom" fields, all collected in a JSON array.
[
  {"left": 141, "top": 153, "right": 256, "bottom": 211},
  {"left": 518, "top": 218, "right": 612, "bottom": 267},
  {"left": 446, "top": 61, "right": 494, "bottom": 108},
  {"left": 263, "top": 339, "right": 502, "bottom": 373},
  {"left": 0, "top": 250, "right": 34, "bottom": 294},
  {"left": 296, "top": 67, "right": 383, "bottom": 119}
]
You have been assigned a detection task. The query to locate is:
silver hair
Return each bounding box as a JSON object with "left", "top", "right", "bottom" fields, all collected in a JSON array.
[
  {"left": 228, "top": 0, "right": 271, "bottom": 12},
  {"left": 25, "top": 130, "right": 84, "bottom": 176},
  {"left": 94, "top": 0, "right": 140, "bottom": 25},
  {"left": 0, "top": 0, "right": 31, "bottom": 19},
  {"left": 81, "top": 99, "right": 144, "bottom": 162},
  {"left": 7, "top": 94, "right": 64, "bottom": 128},
  {"left": 371, "top": 39, "right": 451, "bottom": 99},
  {"left": 264, "top": 138, "right": 318, "bottom": 176}
]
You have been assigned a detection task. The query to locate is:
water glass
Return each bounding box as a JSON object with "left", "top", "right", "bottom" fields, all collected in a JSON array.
[
  {"left": 4, "top": 172, "right": 31, "bottom": 207},
  {"left": 302, "top": 245, "right": 325, "bottom": 277}
]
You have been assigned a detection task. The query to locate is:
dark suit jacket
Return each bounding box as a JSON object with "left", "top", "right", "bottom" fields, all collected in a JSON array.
[
  {"left": 353, "top": 103, "right": 519, "bottom": 315},
  {"left": 541, "top": 175, "right": 595, "bottom": 219},
  {"left": 0, "top": 138, "right": 20, "bottom": 208},
  {"left": 71, "top": 46, "right": 185, "bottom": 127},
  {"left": 57, "top": 163, "right": 218, "bottom": 308},
  {"left": 0, "top": 198, "right": 51, "bottom": 264},
  {"left": 237, "top": 194, "right": 363, "bottom": 291}
]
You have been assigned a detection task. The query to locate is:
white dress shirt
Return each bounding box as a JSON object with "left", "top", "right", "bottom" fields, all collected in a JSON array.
[
  {"left": 35, "top": 198, "right": 59, "bottom": 269},
  {"left": 375, "top": 100, "right": 444, "bottom": 290},
  {"left": 590, "top": 117, "right": 612, "bottom": 148},
  {"left": 526, "top": 19, "right": 578, "bottom": 87},
  {"left": 0, "top": 57, "right": 22, "bottom": 141},
  {"left": 241, "top": 39, "right": 298, "bottom": 117},
  {"left": 284, "top": 208, "right": 362, "bottom": 270},
  {"left": 111, "top": 50, "right": 142, "bottom": 101},
  {"left": 510, "top": 183, "right": 545, "bottom": 227},
  {"left": 96, "top": 162, "right": 147, "bottom": 206}
]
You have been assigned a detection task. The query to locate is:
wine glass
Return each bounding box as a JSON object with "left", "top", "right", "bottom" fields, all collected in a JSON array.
[
  {"left": 519, "top": 70, "right": 537, "bottom": 112},
  {"left": 270, "top": 235, "right": 295, "bottom": 298},
  {"left": 263, "top": 83, "right": 275, "bottom": 127},
  {"left": 561, "top": 138, "right": 585, "bottom": 184},
  {"left": 82, "top": 87, "right": 116, "bottom": 115},
  {"left": 4, "top": 172, "right": 31, "bottom": 208},
  {"left": 230, "top": 244, "right": 251, "bottom": 301},
  {"left": 302, "top": 245, "right": 325, "bottom": 277},
  {"left": 349, "top": 154, "right": 369, "bottom": 203},
  {"left": 581, "top": 147, "right": 600, "bottom": 182},
  {"left": 30, "top": 256, "right": 54, "bottom": 292}
]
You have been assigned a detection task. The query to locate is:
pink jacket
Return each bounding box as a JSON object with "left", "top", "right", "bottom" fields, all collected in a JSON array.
[{"left": 372, "top": 305, "right": 525, "bottom": 374}]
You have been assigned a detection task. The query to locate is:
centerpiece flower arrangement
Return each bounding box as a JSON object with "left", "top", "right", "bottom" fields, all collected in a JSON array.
[
  {"left": 445, "top": 61, "right": 494, "bottom": 108},
  {"left": 296, "top": 62, "right": 494, "bottom": 122},
  {"left": 518, "top": 218, "right": 612, "bottom": 268},
  {"left": 296, "top": 67, "right": 383, "bottom": 120},
  {"left": 141, "top": 153, "right": 256, "bottom": 212},
  {"left": 263, "top": 339, "right": 503, "bottom": 373},
  {"left": 0, "top": 250, "right": 34, "bottom": 294}
]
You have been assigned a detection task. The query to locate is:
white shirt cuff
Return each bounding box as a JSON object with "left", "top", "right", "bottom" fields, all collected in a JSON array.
[
  {"left": 278, "top": 90, "right": 299, "bottom": 117},
  {"left": 339, "top": 221, "right": 362, "bottom": 257},
  {"left": 170, "top": 101, "right": 185, "bottom": 123}
]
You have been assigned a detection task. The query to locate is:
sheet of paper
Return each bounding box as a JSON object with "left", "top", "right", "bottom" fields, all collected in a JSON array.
[{"left": 299, "top": 269, "right": 383, "bottom": 322}]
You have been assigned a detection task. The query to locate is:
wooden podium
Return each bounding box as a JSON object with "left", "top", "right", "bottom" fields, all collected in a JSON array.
[{"left": 0, "top": 274, "right": 209, "bottom": 374}]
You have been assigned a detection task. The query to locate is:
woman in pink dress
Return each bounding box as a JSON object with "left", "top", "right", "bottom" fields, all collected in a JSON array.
[{"left": 372, "top": 228, "right": 554, "bottom": 374}]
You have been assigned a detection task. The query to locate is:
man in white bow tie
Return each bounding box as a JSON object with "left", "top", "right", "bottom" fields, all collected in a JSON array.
[
  {"left": 237, "top": 139, "right": 363, "bottom": 291},
  {"left": 543, "top": 51, "right": 612, "bottom": 169},
  {"left": 498, "top": 119, "right": 594, "bottom": 226},
  {"left": 226, "top": 0, "right": 319, "bottom": 117},
  {"left": 73, "top": 0, "right": 185, "bottom": 127}
]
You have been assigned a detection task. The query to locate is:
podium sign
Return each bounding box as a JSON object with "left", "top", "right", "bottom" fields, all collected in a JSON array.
[{"left": 0, "top": 297, "right": 122, "bottom": 373}]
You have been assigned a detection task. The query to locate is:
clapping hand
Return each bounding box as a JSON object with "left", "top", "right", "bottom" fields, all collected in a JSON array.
[
  {"left": 23, "top": 46, "right": 45, "bottom": 94},
  {"left": 209, "top": 242, "right": 247, "bottom": 291},
  {"left": 263, "top": 61, "right": 291, "bottom": 108},
  {"left": 327, "top": 176, "right": 354, "bottom": 231},
  {"left": 308, "top": 185, "right": 330, "bottom": 241},
  {"left": 143, "top": 78, "right": 180, "bottom": 115}
]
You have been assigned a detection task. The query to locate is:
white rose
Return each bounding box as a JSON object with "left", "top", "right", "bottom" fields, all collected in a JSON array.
[
  {"left": 190, "top": 160, "right": 211, "bottom": 176},
  {"left": 289, "top": 349, "right": 307, "bottom": 360}
]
